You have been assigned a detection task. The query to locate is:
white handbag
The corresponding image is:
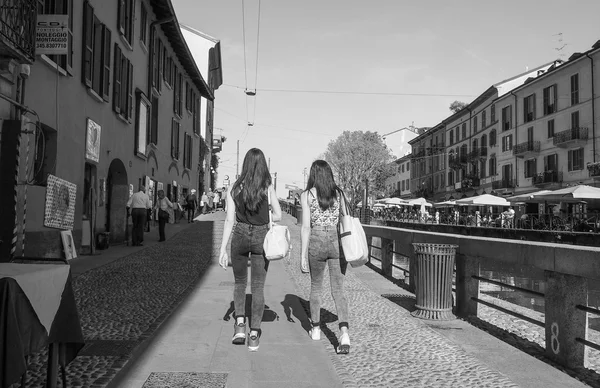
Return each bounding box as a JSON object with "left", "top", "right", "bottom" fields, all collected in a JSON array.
[
  {"left": 263, "top": 189, "right": 291, "bottom": 261},
  {"left": 338, "top": 192, "right": 369, "bottom": 267}
]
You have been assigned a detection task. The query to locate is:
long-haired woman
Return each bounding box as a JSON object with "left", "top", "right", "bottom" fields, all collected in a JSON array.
[
  {"left": 218, "top": 148, "right": 282, "bottom": 352},
  {"left": 300, "top": 160, "right": 350, "bottom": 354}
]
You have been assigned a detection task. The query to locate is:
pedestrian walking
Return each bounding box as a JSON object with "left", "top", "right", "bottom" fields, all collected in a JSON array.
[
  {"left": 201, "top": 191, "right": 208, "bottom": 214},
  {"left": 186, "top": 189, "right": 198, "bottom": 223},
  {"left": 154, "top": 190, "right": 173, "bottom": 242},
  {"left": 207, "top": 188, "right": 214, "bottom": 213},
  {"left": 126, "top": 185, "right": 151, "bottom": 246},
  {"left": 300, "top": 160, "right": 351, "bottom": 354},
  {"left": 218, "top": 148, "right": 282, "bottom": 352},
  {"left": 213, "top": 191, "right": 220, "bottom": 212}
]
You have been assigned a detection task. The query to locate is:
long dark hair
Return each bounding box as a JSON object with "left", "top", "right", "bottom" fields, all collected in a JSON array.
[
  {"left": 231, "top": 148, "right": 272, "bottom": 212},
  {"left": 305, "top": 160, "right": 342, "bottom": 210}
]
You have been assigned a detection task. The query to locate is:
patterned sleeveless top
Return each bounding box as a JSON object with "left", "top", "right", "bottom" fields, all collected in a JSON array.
[{"left": 309, "top": 191, "right": 341, "bottom": 227}]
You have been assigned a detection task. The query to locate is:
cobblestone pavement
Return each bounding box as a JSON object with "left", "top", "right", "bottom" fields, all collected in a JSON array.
[
  {"left": 280, "top": 217, "right": 521, "bottom": 388},
  {"left": 18, "top": 221, "right": 217, "bottom": 388}
]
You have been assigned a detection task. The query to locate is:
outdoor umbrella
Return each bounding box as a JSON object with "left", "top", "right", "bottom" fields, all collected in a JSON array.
[
  {"left": 506, "top": 190, "right": 552, "bottom": 203},
  {"left": 407, "top": 197, "right": 433, "bottom": 207},
  {"left": 434, "top": 200, "right": 456, "bottom": 208},
  {"left": 455, "top": 194, "right": 510, "bottom": 206},
  {"left": 383, "top": 197, "right": 408, "bottom": 206},
  {"left": 372, "top": 203, "right": 386, "bottom": 208},
  {"left": 532, "top": 184, "right": 600, "bottom": 201}
]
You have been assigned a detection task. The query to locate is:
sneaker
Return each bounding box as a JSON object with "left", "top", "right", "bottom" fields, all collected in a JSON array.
[
  {"left": 232, "top": 322, "right": 246, "bottom": 345},
  {"left": 337, "top": 333, "right": 350, "bottom": 355},
  {"left": 309, "top": 326, "right": 321, "bottom": 341},
  {"left": 248, "top": 333, "right": 260, "bottom": 351}
]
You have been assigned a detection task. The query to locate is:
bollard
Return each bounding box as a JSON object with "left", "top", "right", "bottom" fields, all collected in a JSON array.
[{"left": 411, "top": 243, "right": 458, "bottom": 320}]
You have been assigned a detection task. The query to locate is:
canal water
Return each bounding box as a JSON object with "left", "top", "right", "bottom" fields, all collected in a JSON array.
[{"left": 388, "top": 253, "right": 600, "bottom": 331}]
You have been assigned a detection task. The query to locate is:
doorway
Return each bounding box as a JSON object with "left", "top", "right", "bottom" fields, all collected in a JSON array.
[{"left": 106, "top": 159, "right": 128, "bottom": 243}]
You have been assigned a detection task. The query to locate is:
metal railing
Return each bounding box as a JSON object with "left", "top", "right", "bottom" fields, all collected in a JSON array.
[
  {"left": 553, "top": 127, "right": 589, "bottom": 146},
  {"left": 0, "top": 0, "right": 37, "bottom": 63},
  {"left": 532, "top": 170, "right": 563, "bottom": 186},
  {"left": 491, "top": 179, "right": 515, "bottom": 189},
  {"left": 513, "top": 140, "right": 540, "bottom": 156}
]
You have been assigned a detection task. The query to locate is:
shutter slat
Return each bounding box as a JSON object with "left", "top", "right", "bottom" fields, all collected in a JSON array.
[{"left": 113, "top": 43, "right": 121, "bottom": 114}]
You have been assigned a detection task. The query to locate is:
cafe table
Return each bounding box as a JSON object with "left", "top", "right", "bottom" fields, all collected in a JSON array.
[{"left": 0, "top": 262, "right": 85, "bottom": 388}]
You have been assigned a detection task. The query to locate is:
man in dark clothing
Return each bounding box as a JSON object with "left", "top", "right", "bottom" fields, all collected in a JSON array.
[{"left": 186, "top": 189, "right": 198, "bottom": 223}]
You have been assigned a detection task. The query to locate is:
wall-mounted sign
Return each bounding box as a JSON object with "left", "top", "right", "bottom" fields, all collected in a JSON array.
[
  {"left": 85, "top": 118, "right": 101, "bottom": 163},
  {"left": 36, "top": 15, "right": 69, "bottom": 55},
  {"left": 44, "top": 175, "right": 77, "bottom": 230}
]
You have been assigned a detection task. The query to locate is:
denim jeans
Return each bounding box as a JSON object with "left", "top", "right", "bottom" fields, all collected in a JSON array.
[
  {"left": 231, "top": 222, "right": 270, "bottom": 330},
  {"left": 308, "top": 225, "right": 349, "bottom": 329}
]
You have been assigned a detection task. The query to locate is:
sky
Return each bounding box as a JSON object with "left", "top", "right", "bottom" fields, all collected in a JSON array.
[{"left": 172, "top": 0, "right": 600, "bottom": 197}]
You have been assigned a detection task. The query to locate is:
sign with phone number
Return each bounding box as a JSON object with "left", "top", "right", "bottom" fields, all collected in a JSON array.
[{"left": 36, "top": 14, "right": 69, "bottom": 55}]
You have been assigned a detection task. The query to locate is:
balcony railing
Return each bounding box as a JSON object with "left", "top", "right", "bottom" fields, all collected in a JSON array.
[
  {"left": 492, "top": 179, "right": 515, "bottom": 190},
  {"left": 553, "top": 127, "right": 589, "bottom": 147},
  {"left": 457, "top": 176, "right": 480, "bottom": 192},
  {"left": 467, "top": 148, "right": 488, "bottom": 161},
  {"left": 588, "top": 162, "right": 600, "bottom": 178},
  {"left": 532, "top": 170, "right": 563, "bottom": 186},
  {"left": 449, "top": 154, "right": 467, "bottom": 170},
  {"left": 513, "top": 141, "right": 540, "bottom": 157},
  {"left": 411, "top": 150, "right": 425, "bottom": 159},
  {"left": 0, "top": 0, "right": 37, "bottom": 64}
]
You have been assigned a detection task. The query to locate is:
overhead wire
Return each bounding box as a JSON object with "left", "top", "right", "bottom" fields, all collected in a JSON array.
[
  {"left": 252, "top": 0, "right": 262, "bottom": 124},
  {"left": 240, "top": 0, "right": 250, "bottom": 138}
]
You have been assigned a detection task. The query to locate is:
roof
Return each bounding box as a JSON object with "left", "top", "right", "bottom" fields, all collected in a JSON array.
[
  {"left": 149, "top": 0, "right": 214, "bottom": 100},
  {"left": 408, "top": 124, "right": 443, "bottom": 144}
]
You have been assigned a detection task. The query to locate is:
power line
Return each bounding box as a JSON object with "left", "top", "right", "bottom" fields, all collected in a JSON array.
[
  {"left": 252, "top": 0, "right": 262, "bottom": 124},
  {"left": 222, "top": 83, "right": 476, "bottom": 97},
  {"left": 240, "top": 0, "right": 249, "bottom": 90}
]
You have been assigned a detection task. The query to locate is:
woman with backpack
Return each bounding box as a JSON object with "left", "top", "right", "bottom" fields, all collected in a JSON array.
[
  {"left": 300, "top": 159, "right": 351, "bottom": 354},
  {"left": 218, "top": 148, "right": 282, "bottom": 352}
]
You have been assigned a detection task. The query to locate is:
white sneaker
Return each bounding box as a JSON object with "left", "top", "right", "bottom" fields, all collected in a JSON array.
[{"left": 309, "top": 326, "right": 321, "bottom": 340}]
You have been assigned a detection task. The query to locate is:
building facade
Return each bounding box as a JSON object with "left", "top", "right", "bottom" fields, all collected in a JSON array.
[
  {"left": 385, "top": 154, "right": 411, "bottom": 198},
  {"left": 0, "top": 0, "right": 217, "bottom": 260},
  {"left": 408, "top": 124, "right": 446, "bottom": 202}
]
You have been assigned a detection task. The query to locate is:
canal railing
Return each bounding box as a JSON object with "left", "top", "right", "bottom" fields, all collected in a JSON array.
[{"left": 363, "top": 224, "right": 600, "bottom": 371}]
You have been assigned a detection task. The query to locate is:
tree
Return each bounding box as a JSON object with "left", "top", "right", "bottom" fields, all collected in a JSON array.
[
  {"left": 449, "top": 100, "right": 468, "bottom": 114},
  {"left": 323, "top": 131, "right": 395, "bottom": 209}
]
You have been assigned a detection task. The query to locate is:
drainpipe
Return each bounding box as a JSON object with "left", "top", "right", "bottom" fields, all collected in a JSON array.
[
  {"left": 510, "top": 91, "right": 519, "bottom": 191},
  {"left": 148, "top": 17, "right": 175, "bottom": 97},
  {"left": 586, "top": 53, "right": 596, "bottom": 163}
]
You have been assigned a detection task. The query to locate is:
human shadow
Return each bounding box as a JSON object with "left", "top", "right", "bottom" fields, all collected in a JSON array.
[
  {"left": 222, "top": 294, "right": 279, "bottom": 325},
  {"left": 280, "top": 294, "right": 311, "bottom": 332}
]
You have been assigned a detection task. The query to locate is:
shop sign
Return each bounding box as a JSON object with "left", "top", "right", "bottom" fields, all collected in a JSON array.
[
  {"left": 36, "top": 15, "right": 69, "bottom": 55},
  {"left": 85, "top": 118, "right": 101, "bottom": 163}
]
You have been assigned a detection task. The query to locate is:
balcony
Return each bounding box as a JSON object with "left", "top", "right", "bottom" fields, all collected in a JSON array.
[
  {"left": 588, "top": 162, "right": 600, "bottom": 180},
  {"left": 492, "top": 179, "right": 516, "bottom": 190},
  {"left": 456, "top": 176, "right": 480, "bottom": 192},
  {"left": 0, "top": 0, "right": 37, "bottom": 64},
  {"left": 411, "top": 150, "right": 425, "bottom": 160},
  {"left": 553, "top": 127, "right": 589, "bottom": 148},
  {"left": 467, "top": 148, "right": 488, "bottom": 161},
  {"left": 513, "top": 141, "right": 540, "bottom": 158},
  {"left": 449, "top": 155, "right": 467, "bottom": 170},
  {"left": 533, "top": 170, "right": 563, "bottom": 187}
]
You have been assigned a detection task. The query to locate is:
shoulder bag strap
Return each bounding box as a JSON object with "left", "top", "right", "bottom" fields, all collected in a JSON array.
[{"left": 267, "top": 187, "right": 273, "bottom": 228}]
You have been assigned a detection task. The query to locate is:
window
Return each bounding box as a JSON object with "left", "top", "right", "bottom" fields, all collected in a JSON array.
[
  {"left": 523, "top": 93, "right": 536, "bottom": 123},
  {"left": 480, "top": 160, "right": 486, "bottom": 177},
  {"left": 489, "top": 158, "right": 496, "bottom": 176},
  {"left": 135, "top": 92, "right": 151, "bottom": 156},
  {"left": 502, "top": 134, "right": 513, "bottom": 152},
  {"left": 448, "top": 171, "right": 454, "bottom": 186},
  {"left": 140, "top": 3, "right": 148, "bottom": 46},
  {"left": 406, "top": 162, "right": 409, "bottom": 171},
  {"left": 401, "top": 180, "right": 405, "bottom": 191},
  {"left": 481, "top": 134, "right": 487, "bottom": 148},
  {"left": 547, "top": 119, "right": 554, "bottom": 138},
  {"left": 490, "top": 129, "right": 497, "bottom": 146},
  {"left": 158, "top": 40, "right": 164, "bottom": 86},
  {"left": 491, "top": 104, "right": 496, "bottom": 122},
  {"left": 183, "top": 133, "right": 193, "bottom": 169},
  {"left": 82, "top": 2, "right": 111, "bottom": 100},
  {"left": 185, "top": 82, "right": 191, "bottom": 112},
  {"left": 113, "top": 43, "right": 134, "bottom": 120},
  {"left": 527, "top": 126, "right": 534, "bottom": 144},
  {"left": 164, "top": 56, "right": 172, "bottom": 87},
  {"left": 482, "top": 110, "right": 486, "bottom": 128},
  {"left": 571, "top": 73, "right": 579, "bottom": 105},
  {"left": 462, "top": 123, "right": 466, "bottom": 138},
  {"left": 171, "top": 119, "right": 180, "bottom": 159},
  {"left": 524, "top": 159, "right": 536, "bottom": 178},
  {"left": 401, "top": 164, "right": 404, "bottom": 173},
  {"left": 449, "top": 130, "right": 454, "bottom": 145},
  {"left": 173, "top": 68, "right": 183, "bottom": 116},
  {"left": 461, "top": 144, "right": 467, "bottom": 158},
  {"left": 40, "top": 0, "right": 74, "bottom": 74},
  {"left": 473, "top": 116, "right": 478, "bottom": 132},
  {"left": 571, "top": 110, "right": 580, "bottom": 129},
  {"left": 543, "top": 84, "right": 557, "bottom": 115},
  {"left": 544, "top": 154, "right": 557, "bottom": 172},
  {"left": 502, "top": 105, "right": 512, "bottom": 131},
  {"left": 151, "top": 34, "right": 161, "bottom": 92},
  {"left": 568, "top": 148, "right": 584, "bottom": 171},
  {"left": 117, "top": 0, "right": 134, "bottom": 45},
  {"left": 162, "top": 49, "right": 169, "bottom": 84}
]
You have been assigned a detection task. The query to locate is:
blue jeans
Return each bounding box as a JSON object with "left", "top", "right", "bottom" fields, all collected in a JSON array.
[
  {"left": 231, "top": 222, "right": 270, "bottom": 330},
  {"left": 308, "top": 225, "right": 349, "bottom": 329}
]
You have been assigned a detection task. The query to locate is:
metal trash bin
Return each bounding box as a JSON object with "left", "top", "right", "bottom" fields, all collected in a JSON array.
[{"left": 411, "top": 243, "right": 458, "bottom": 320}]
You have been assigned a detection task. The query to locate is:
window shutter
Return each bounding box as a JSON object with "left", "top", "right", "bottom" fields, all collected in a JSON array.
[
  {"left": 113, "top": 43, "right": 122, "bottom": 113},
  {"left": 128, "top": 61, "right": 134, "bottom": 120},
  {"left": 171, "top": 119, "right": 176, "bottom": 158},
  {"left": 173, "top": 68, "right": 179, "bottom": 114},
  {"left": 568, "top": 151, "right": 573, "bottom": 171},
  {"left": 82, "top": 1, "right": 94, "bottom": 87},
  {"left": 120, "top": 55, "right": 127, "bottom": 114},
  {"left": 102, "top": 25, "right": 111, "bottom": 102}
]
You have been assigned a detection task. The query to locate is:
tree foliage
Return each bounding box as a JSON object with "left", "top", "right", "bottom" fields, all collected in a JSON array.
[
  {"left": 449, "top": 100, "right": 468, "bottom": 114},
  {"left": 323, "top": 131, "right": 395, "bottom": 208}
]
